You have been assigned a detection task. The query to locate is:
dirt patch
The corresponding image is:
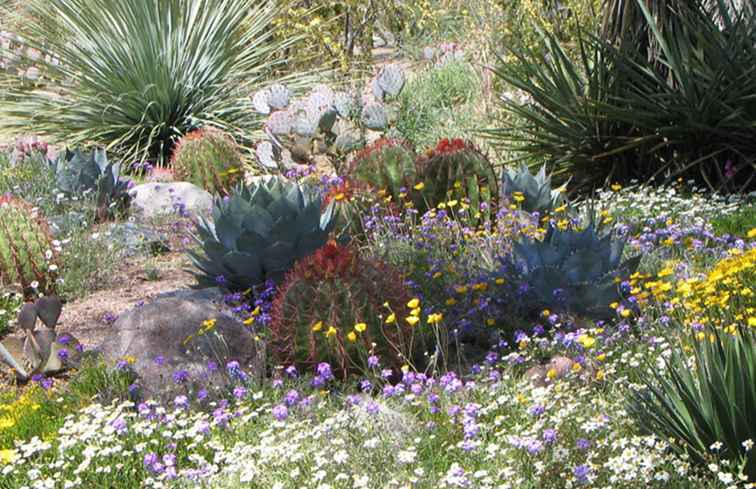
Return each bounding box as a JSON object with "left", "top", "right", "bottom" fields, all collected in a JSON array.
[{"left": 56, "top": 253, "right": 196, "bottom": 349}]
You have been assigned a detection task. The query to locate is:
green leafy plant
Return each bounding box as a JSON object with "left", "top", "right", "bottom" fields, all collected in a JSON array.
[
  {"left": 0, "top": 196, "right": 58, "bottom": 296},
  {"left": 504, "top": 223, "right": 641, "bottom": 319},
  {"left": 54, "top": 148, "right": 131, "bottom": 222},
  {"left": 0, "top": 0, "right": 310, "bottom": 164},
  {"left": 627, "top": 326, "right": 755, "bottom": 481},
  {"left": 415, "top": 138, "right": 497, "bottom": 219},
  {"left": 170, "top": 128, "right": 244, "bottom": 196},
  {"left": 501, "top": 164, "right": 567, "bottom": 215},
  {"left": 348, "top": 138, "right": 417, "bottom": 206},
  {"left": 269, "top": 241, "right": 411, "bottom": 377},
  {"left": 0, "top": 291, "right": 22, "bottom": 338},
  {"left": 188, "top": 177, "right": 335, "bottom": 292}
]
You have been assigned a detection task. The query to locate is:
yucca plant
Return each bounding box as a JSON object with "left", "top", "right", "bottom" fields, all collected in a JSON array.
[
  {"left": 627, "top": 326, "right": 755, "bottom": 480},
  {"left": 188, "top": 177, "right": 335, "bottom": 292},
  {"left": 0, "top": 0, "right": 317, "bottom": 165}
]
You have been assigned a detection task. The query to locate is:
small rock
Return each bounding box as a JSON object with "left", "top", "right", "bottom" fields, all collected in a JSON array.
[
  {"left": 106, "top": 222, "right": 170, "bottom": 256},
  {"left": 525, "top": 355, "right": 576, "bottom": 387},
  {"left": 128, "top": 182, "right": 212, "bottom": 220}
]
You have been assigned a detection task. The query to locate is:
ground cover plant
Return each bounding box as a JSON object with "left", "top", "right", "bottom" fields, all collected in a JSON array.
[{"left": 0, "top": 0, "right": 754, "bottom": 488}]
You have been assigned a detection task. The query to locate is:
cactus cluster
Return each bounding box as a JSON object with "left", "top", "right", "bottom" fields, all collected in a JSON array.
[
  {"left": 54, "top": 148, "right": 131, "bottom": 221},
  {"left": 269, "top": 241, "right": 411, "bottom": 377},
  {"left": 0, "top": 295, "right": 81, "bottom": 381},
  {"left": 252, "top": 64, "right": 407, "bottom": 171},
  {"left": 170, "top": 128, "right": 244, "bottom": 196},
  {"left": 501, "top": 164, "right": 567, "bottom": 215},
  {"left": 0, "top": 196, "right": 58, "bottom": 296},
  {"left": 188, "top": 177, "right": 335, "bottom": 292},
  {"left": 505, "top": 224, "right": 641, "bottom": 320},
  {"left": 348, "top": 138, "right": 417, "bottom": 206},
  {"left": 415, "top": 138, "right": 498, "bottom": 219}
]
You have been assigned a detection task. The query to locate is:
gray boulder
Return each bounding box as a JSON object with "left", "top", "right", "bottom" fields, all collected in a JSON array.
[
  {"left": 128, "top": 182, "right": 212, "bottom": 220},
  {"left": 101, "top": 288, "right": 264, "bottom": 399}
]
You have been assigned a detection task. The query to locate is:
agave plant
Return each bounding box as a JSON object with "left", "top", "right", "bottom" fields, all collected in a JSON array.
[
  {"left": 505, "top": 224, "right": 641, "bottom": 319},
  {"left": 188, "top": 177, "right": 336, "bottom": 292},
  {"left": 0, "top": 0, "right": 317, "bottom": 164},
  {"left": 501, "top": 164, "right": 567, "bottom": 215},
  {"left": 54, "top": 148, "right": 131, "bottom": 221},
  {"left": 627, "top": 325, "right": 755, "bottom": 480}
]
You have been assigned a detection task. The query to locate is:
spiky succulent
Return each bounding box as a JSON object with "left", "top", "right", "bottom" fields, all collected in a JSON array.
[
  {"left": 506, "top": 224, "right": 641, "bottom": 319},
  {"left": 270, "top": 241, "right": 410, "bottom": 377},
  {"left": 188, "top": 177, "right": 335, "bottom": 292},
  {"left": 501, "top": 164, "right": 567, "bottom": 214},
  {"left": 0, "top": 196, "right": 58, "bottom": 296},
  {"left": 349, "top": 138, "right": 417, "bottom": 206},
  {"left": 170, "top": 128, "right": 244, "bottom": 196},
  {"left": 54, "top": 147, "right": 131, "bottom": 221},
  {"left": 415, "top": 138, "right": 497, "bottom": 220}
]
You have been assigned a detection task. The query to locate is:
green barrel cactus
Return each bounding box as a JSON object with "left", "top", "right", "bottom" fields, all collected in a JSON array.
[
  {"left": 269, "top": 241, "right": 411, "bottom": 377},
  {"left": 415, "top": 138, "right": 498, "bottom": 220},
  {"left": 188, "top": 177, "right": 335, "bottom": 292},
  {"left": 348, "top": 138, "right": 417, "bottom": 206},
  {"left": 501, "top": 164, "right": 567, "bottom": 215},
  {"left": 170, "top": 128, "right": 244, "bottom": 195},
  {"left": 0, "top": 196, "right": 58, "bottom": 296},
  {"left": 506, "top": 224, "right": 641, "bottom": 320}
]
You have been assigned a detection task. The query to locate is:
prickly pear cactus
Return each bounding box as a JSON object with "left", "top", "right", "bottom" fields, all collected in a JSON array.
[
  {"left": 0, "top": 196, "right": 58, "bottom": 297},
  {"left": 269, "top": 241, "right": 411, "bottom": 377},
  {"left": 415, "top": 138, "right": 498, "bottom": 221},
  {"left": 349, "top": 138, "right": 417, "bottom": 206},
  {"left": 361, "top": 103, "right": 388, "bottom": 131},
  {"left": 375, "top": 63, "right": 406, "bottom": 98},
  {"left": 170, "top": 128, "right": 244, "bottom": 196}
]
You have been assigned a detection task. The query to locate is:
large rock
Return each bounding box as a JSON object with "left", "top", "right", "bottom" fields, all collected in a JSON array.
[
  {"left": 128, "top": 182, "right": 212, "bottom": 220},
  {"left": 101, "top": 288, "right": 264, "bottom": 399}
]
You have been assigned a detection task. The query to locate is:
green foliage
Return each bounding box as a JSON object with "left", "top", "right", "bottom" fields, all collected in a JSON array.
[
  {"left": 0, "top": 0, "right": 307, "bottom": 164},
  {"left": 711, "top": 204, "right": 756, "bottom": 238},
  {"left": 628, "top": 326, "right": 756, "bottom": 481},
  {"left": 349, "top": 138, "right": 417, "bottom": 206},
  {"left": 487, "top": 1, "right": 756, "bottom": 193},
  {"left": 0, "top": 291, "right": 22, "bottom": 338},
  {"left": 188, "top": 177, "right": 335, "bottom": 292},
  {"left": 394, "top": 60, "right": 480, "bottom": 150},
  {"left": 170, "top": 128, "right": 244, "bottom": 196},
  {"left": 270, "top": 241, "right": 411, "bottom": 377},
  {"left": 505, "top": 224, "right": 641, "bottom": 319},
  {"left": 0, "top": 197, "right": 58, "bottom": 296},
  {"left": 57, "top": 226, "right": 125, "bottom": 301},
  {"left": 54, "top": 148, "right": 131, "bottom": 222},
  {"left": 501, "top": 164, "right": 567, "bottom": 215},
  {"left": 416, "top": 138, "right": 497, "bottom": 220},
  {"left": 0, "top": 148, "right": 55, "bottom": 200}
]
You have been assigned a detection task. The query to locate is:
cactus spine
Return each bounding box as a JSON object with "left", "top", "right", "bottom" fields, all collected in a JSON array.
[{"left": 170, "top": 128, "right": 244, "bottom": 195}]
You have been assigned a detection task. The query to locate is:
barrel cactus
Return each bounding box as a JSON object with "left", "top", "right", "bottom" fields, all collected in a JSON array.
[
  {"left": 505, "top": 224, "right": 641, "bottom": 320},
  {"left": 0, "top": 196, "right": 58, "bottom": 296},
  {"left": 501, "top": 164, "right": 567, "bottom": 215},
  {"left": 349, "top": 138, "right": 417, "bottom": 206},
  {"left": 170, "top": 128, "right": 244, "bottom": 195},
  {"left": 188, "top": 177, "right": 335, "bottom": 292},
  {"left": 54, "top": 148, "right": 131, "bottom": 221},
  {"left": 269, "top": 241, "right": 411, "bottom": 377},
  {"left": 415, "top": 138, "right": 497, "bottom": 219}
]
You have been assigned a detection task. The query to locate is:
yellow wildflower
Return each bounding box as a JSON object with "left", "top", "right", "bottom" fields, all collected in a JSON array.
[
  {"left": 325, "top": 326, "right": 337, "bottom": 338},
  {"left": 405, "top": 316, "right": 420, "bottom": 326},
  {"left": 407, "top": 298, "right": 420, "bottom": 309},
  {"left": 346, "top": 331, "right": 357, "bottom": 342},
  {"left": 311, "top": 321, "right": 323, "bottom": 332},
  {"left": 385, "top": 313, "right": 396, "bottom": 324},
  {"left": 413, "top": 182, "right": 425, "bottom": 191},
  {"left": 354, "top": 322, "right": 367, "bottom": 333}
]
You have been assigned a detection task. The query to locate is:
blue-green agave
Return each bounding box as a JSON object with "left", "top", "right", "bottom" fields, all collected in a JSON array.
[
  {"left": 188, "top": 177, "right": 335, "bottom": 291},
  {"left": 501, "top": 164, "right": 567, "bottom": 214}
]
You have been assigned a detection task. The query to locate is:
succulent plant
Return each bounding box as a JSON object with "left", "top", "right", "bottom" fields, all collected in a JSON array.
[
  {"left": 501, "top": 164, "right": 567, "bottom": 215},
  {"left": 0, "top": 196, "right": 58, "bottom": 296},
  {"left": 415, "top": 139, "right": 498, "bottom": 220},
  {"left": 348, "top": 138, "right": 417, "bottom": 206},
  {"left": 170, "top": 128, "right": 244, "bottom": 196},
  {"left": 54, "top": 147, "right": 131, "bottom": 221},
  {"left": 0, "top": 295, "right": 81, "bottom": 380},
  {"left": 361, "top": 103, "right": 389, "bottom": 131},
  {"left": 188, "top": 177, "right": 336, "bottom": 292},
  {"left": 373, "top": 64, "right": 406, "bottom": 99},
  {"left": 506, "top": 224, "right": 641, "bottom": 319},
  {"left": 270, "top": 241, "right": 411, "bottom": 377}
]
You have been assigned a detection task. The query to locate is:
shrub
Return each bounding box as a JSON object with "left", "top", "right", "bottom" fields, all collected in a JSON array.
[
  {"left": 0, "top": 196, "right": 58, "bottom": 296},
  {"left": 170, "top": 128, "right": 244, "bottom": 196},
  {"left": 188, "top": 178, "right": 335, "bottom": 292},
  {"left": 0, "top": 291, "right": 22, "bottom": 338},
  {"left": 627, "top": 326, "right": 755, "bottom": 481},
  {"left": 486, "top": 1, "right": 756, "bottom": 193},
  {"left": 0, "top": 0, "right": 309, "bottom": 164},
  {"left": 269, "top": 241, "right": 412, "bottom": 377}
]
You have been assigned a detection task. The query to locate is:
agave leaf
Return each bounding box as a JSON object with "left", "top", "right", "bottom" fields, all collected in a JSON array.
[
  {"left": 16, "top": 303, "right": 37, "bottom": 332},
  {"left": 0, "top": 341, "right": 28, "bottom": 378},
  {"left": 34, "top": 296, "right": 62, "bottom": 329}
]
